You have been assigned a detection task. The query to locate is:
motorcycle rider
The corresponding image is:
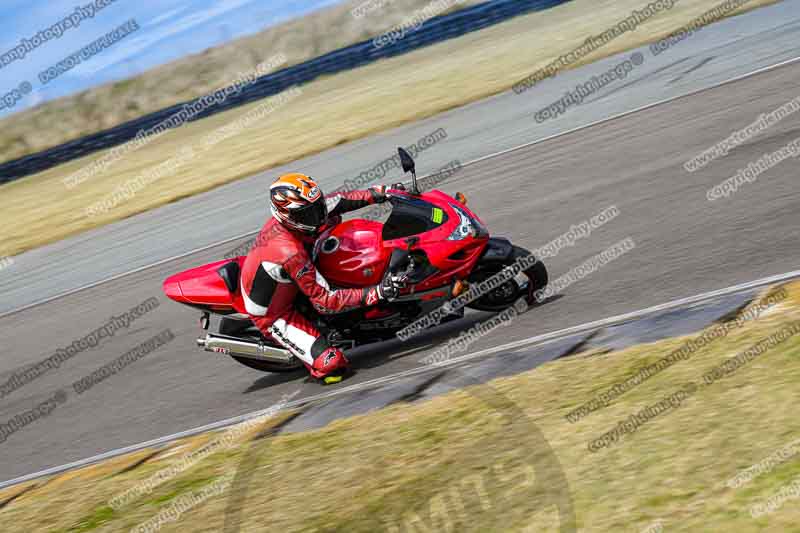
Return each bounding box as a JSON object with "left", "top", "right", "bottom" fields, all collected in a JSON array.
[{"left": 240, "top": 173, "right": 407, "bottom": 383}]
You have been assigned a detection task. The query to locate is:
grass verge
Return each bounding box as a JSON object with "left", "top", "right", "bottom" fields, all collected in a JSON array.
[
  {"left": 2, "top": 280, "right": 800, "bottom": 531},
  {"left": 0, "top": 0, "right": 485, "bottom": 163},
  {"left": 0, "top": 0, "right": 781, "bottom": 258}
]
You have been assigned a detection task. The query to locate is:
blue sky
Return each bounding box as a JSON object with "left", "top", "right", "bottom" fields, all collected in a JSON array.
[{"left": 0, "top": 0, "right": 344, "bottom": 118}]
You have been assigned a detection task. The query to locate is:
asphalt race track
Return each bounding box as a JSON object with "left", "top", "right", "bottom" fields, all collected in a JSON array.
[
  {"left": 1, "top": 3, "right": 799, "bottom": 483},
  {"left": 3, "top": 0, "right": 800, "bottom": 315}
]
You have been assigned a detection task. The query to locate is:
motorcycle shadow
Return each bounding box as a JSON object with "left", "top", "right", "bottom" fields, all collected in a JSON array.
[
  {"left": 242, "top": 312, "right": 503, "bottom": 393},
  {"left": 243, "top": 367, "right": 308, "bottom": 393},
  {"left": 244, "top": 296, "right": 562, "bottom": 391},
  {"left": 352, "top": 294, "right": 563, "bottom": 369}
]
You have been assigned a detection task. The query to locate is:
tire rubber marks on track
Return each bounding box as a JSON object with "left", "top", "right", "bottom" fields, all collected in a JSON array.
[{"left": 668, "top": 56, "right": 716, "bottom": 85}]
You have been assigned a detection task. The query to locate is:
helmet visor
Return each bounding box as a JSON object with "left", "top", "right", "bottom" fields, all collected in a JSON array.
[{"left": 293, "top": 198, "right": 328, "bottom": 229}]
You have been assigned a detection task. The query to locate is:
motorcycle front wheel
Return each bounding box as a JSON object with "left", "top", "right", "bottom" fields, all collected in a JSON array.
[{"left": 466, "top": 245, "right": 548, "bottom": 312}]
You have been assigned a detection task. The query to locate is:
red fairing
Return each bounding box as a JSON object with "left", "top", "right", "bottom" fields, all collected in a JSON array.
[
  {"left": 315, "top": 220, "right": 391, "bottom": 288},
  {"left": 163, "top": 257, "right": 244, "bottom": 313},
  {"left": 316, "top": 190, "right": 489, "bottom": 294},
  {"left": 387, "top": 190, "right": 488, "bottom": 292},
  {"left": 163, "top": 189, "right": 491, "bottom": 315}
]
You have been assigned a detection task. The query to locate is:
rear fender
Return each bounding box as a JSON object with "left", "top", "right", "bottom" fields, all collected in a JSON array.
[{"left": 163, "top": 257, "right": 244, "bottom": 314}]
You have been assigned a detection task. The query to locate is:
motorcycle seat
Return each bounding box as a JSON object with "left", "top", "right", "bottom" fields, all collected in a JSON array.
[{"left": 217, "top": 261, "right": 240, "bottom": 294}]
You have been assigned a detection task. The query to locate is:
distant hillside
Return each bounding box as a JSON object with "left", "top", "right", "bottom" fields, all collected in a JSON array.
[{"left": 0, "top": 0, "right": 482, "bottom": 165}]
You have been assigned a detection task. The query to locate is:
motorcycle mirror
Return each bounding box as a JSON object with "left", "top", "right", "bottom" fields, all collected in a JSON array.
[
  {"left": 397, "top": 147, "right": 420, "bottom": 195},
  {"left": 398, "top": 147, "right": 415, "bottom": 173}
]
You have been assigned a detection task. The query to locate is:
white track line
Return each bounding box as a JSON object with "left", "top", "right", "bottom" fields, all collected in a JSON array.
[
  {"left": 2, "top": 54, "right": 799, "bottom": 320},
  {"left": 456, "top": 55, "right": 800, "bottom": 171},
  {"left": 1, "top": 269, "right": 797, "bottom": 490}
]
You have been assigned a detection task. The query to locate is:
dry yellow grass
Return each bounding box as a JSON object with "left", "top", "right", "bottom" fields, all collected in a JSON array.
[
  {"left": 2, "top": 281, "right": 800, "bottom": 532},
  {"left": 0, "top": 0, "right": 484, "bottom": 162},
  {"left": 0, "top": 0, "right": 780, "bottom": 257}
]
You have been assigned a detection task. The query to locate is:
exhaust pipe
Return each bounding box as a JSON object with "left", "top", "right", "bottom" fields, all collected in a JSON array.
[{"left": 197, "top": 333, "right": 295, "bottom": 364}]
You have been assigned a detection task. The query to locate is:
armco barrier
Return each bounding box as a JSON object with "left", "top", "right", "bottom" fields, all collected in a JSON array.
[{"left": 0, "top": 0, "right": 569, "bottom": 183}]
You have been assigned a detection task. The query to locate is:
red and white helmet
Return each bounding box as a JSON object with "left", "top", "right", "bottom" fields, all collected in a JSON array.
[{"left": 269, "top": 173, "right": 328, "bottom": 233}]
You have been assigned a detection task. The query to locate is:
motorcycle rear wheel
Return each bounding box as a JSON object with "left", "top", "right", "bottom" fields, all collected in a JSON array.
[
  {"left": 220, "top": 317, "right": 304, "bottom": 373},
  {"left": 229, "top": 355, "right": 304, "bottom": 373}
]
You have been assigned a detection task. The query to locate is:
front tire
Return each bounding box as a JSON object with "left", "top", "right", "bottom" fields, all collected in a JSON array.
[
  {"left": 524, "top": 250, "right": 549, "bottom": 296},
  {"left": 466, "top": 245, "right": 547, "bottom": 312}
]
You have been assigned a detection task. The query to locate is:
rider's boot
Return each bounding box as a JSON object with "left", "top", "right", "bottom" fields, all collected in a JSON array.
[{"left": 307, "top": 347, "right": 351, "bottom": 384}]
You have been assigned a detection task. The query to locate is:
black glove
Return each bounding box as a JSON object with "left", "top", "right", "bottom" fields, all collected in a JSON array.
[
  {"left": 377, "top": 272, "right": 408, "bottom": 301},
  {"left": 370, "top": 185, "right": 390, "bottom": 203},
  {"left": 370, "top": 183, "right": 406, "bottom": 203},
  {"left": 324, "top": 214, "right": 342, "bottom": 228}
]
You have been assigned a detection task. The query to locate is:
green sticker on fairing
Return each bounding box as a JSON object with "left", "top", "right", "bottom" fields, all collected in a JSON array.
[{"left": 432, "top": 208, "right": 443, "bottom": 224}]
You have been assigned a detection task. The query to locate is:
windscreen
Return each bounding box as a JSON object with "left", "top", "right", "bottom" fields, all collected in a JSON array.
[{"left": 381, "top": 196, "right": 449, "bottom": 241}]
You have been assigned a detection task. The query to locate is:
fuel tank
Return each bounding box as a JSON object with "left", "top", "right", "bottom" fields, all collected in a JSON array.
[{"left": 315, "top": 219, "right": 390, "bottom": 288}]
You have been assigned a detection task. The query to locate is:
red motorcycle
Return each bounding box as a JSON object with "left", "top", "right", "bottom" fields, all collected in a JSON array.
[{"left": 163, "top": 148, "right": 548, "bottom": 373}]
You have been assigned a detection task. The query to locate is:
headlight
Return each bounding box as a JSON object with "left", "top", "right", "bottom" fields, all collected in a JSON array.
[{"left": 448, "top": 205, "right": 475, "bottom": 241}]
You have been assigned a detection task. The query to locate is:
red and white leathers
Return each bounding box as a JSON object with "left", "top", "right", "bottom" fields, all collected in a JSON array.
[{"left": 240, "top": 188, "right": 385, "bottom": 379}]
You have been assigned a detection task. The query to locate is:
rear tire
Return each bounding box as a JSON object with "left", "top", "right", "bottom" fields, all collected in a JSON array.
[
  {"left": 220, "top": 318, "right": 304, "bottom": 373},
  {"left": 229, "top": 355, "right": 303, "bottom": 373},
  {"left": 219, "top": 317, "right": 251, "bottom": 336}
]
